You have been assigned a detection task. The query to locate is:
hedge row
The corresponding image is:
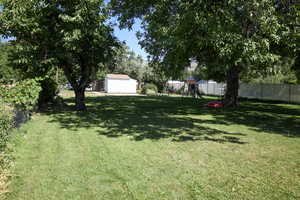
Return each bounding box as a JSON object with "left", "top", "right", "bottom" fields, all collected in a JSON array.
[
  {"left": 0, "top": 108, "right": 13, "bottom": 150},
  {"left": 0, "top": 78, "right": 42, "bottom": 148},
  {"left": 0, "top": 78, "right": 42, "bottom": 111}
]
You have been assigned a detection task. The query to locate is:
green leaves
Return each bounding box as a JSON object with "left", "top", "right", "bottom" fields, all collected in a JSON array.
[
  {"left": 111, "top": 0, "right": 298, "bottom": 81},
  {"left": 0, "top": 42, "right": 16, "bottom": 81},
  {"left": 0, "top": 78, "right": 42, "bottom": 110},
  {"left": 111, "top": 45, "right": 148, "bottom": 82},
  {"left": 0, "top": 107, "right": 13, "bottom": 148},
  {"left": 0, "top": 0, "right": 120, "bottom": 110}
]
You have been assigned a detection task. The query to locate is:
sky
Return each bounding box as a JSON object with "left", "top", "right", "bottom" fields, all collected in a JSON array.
[
  {"left": 102, "top": 0, "right": 148, "bottom": 59},
  {"left": 112, "top": 20, "right": 149, "bottom": 59}
]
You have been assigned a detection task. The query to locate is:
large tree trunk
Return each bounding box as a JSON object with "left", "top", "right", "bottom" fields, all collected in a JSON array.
[
  {"left": 62, "top": 63, "right": 88, "bottom": 111},
  {"left": 223, "top": 66, "right": 240, "bottom": 108},
  {"left": 74, "top": 88, "right": 87, "bottom": 111}
]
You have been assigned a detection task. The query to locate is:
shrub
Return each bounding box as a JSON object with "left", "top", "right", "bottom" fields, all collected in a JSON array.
[
  {"left": 38, "top": 78, "right": 58, "bottom": 106},
  {"left": 0, "top": 104, "right": 14, "bottom": 195},
  {"left": 142, "top": 83, "right": 158, "bottom": 95},
  {"left": 0, "top": 108, "right": 13, "bottom": 149},
  {"left": 0, "top": 78, "right": 42, "bottom": 111}
]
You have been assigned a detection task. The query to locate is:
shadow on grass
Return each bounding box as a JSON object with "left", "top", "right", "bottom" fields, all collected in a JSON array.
[{"left": 46, "top": 96, "right": 300, "bottom": 143}]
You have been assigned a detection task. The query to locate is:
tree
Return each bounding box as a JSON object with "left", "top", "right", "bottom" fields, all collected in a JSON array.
[
  {"left": 142, "top": 61, "right": 171, "bottom": 92},
  {"left": 293, "top": 56, "right": 300, "bottom": 83},
  {"left": 111, "top": 0, "right": 299, "bottom": 107},
  {"left": 264, "top": 1, "right": 300, "bottom": 84},
  {"left": 0, "top": 42, "right": 16, "bottom": 82},
  {"left": 241, "top": 56, "right": 298, "bottom": 84},
  {"left": 0, "top": 0, "right": 119, "bottom": 111},
  {"left": 112, "top": 45, "right": 171, "bottom": 91},
  {"left": 111, "top": 46, "right": 139, "bottom": 77},
  {"left": 110, "top": 45, "right": 148, "bottom": 86}
]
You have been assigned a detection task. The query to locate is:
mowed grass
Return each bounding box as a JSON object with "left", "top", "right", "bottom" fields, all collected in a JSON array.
[{"left": 4, "top": 92, "right": 300, "bottom": 200}]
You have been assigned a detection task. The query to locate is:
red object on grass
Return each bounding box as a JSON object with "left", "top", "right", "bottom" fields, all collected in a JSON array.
[{"left": 204, "top": 101, "right": 224, "bottom": 108}]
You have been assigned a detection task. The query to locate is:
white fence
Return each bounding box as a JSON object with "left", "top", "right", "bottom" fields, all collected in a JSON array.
[
  {"left": 168, "top": 81, "right": 300, "bottom": 103},
  {"left": 239, "top": 83, "right": 300, "bottom": 103},
  {"left": 198, "top": 82, "right": 225, "bottom": 96},
  {"left": 166, "top": 81, "right": 185, "bottom": 92}
]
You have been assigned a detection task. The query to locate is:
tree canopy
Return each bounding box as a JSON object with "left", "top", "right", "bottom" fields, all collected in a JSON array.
[
  {"left": 110, "top": 45, "right": 147, "bottom": 83},
  {"left": 0, "top": 0, "right": 120, "bottom": 111},
  {"left": 100, "top": 44, "right": 169, "bottom": 91},
  {"left": 111, "top": 0, "right": 299, "bottom": 107},
  {"left": 0, "top": 42, "right": 16, "bottom": 82}
]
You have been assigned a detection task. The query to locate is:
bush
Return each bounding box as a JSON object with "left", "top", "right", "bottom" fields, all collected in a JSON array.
[
  {"left": 0, "top": 105, "right": 14, "bottom": 195},
  {"left": 142, "top": 83, "right": 158, "bottom": 95},
  {"left": 0, "top": 78, "right": 42, "bottom": 111},
  {"left": 0, "top": 109, "right": 13, "bottom": 149},
  {"left": 38, "top": 78, "right": 58, "bottom": 106}
]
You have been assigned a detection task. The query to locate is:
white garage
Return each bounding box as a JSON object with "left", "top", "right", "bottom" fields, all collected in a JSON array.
[{"left": 105, "top": 74, "right": 137, "bottom": 94}]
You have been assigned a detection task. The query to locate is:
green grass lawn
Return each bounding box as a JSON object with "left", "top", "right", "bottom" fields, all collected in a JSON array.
[{"left": 4, "top": 93, "right": 300, "bottom": 200}]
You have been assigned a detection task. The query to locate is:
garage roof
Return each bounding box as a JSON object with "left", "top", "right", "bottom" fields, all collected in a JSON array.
[{"left": 106, "top": 74, "right": 131, "bottom": 80}]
